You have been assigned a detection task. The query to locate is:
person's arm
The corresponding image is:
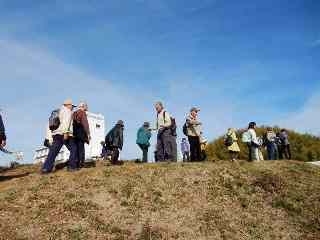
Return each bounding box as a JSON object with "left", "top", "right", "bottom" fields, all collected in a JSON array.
[
  {"left": 119, "top": 128, "right": 124, "bottom": 150},
  {"left": 81, "top": 112, "right": 91, "bottom": 139}
]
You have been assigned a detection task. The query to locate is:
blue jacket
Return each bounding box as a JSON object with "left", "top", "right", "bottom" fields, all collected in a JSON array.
[
  {"left": 136, "top": 127, "right": 152, "bottom": 146},
  {"left": 0, "top": 114, "right": 6, "bottom": 141}
]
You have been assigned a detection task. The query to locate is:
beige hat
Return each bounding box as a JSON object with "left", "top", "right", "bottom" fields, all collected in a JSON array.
[{"left": 63, "top": 99, "right": 76, "bottom": 107}]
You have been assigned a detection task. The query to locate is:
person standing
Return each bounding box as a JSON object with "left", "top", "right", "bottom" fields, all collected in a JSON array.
[
  {"left": 154, "top": 102, "right": 175, "bottom": 162},
  {"left": 225, "top": 128, "right": 241, "bottom": 162},
  {"left": 181, "top": 138, "right": 190, "bottom": 162},
  {"left": 186, "top": 107, "right": 202, "bottom": 162},
  {"left": 264, "top": 127, "right": 277, "bottom": 160},
  {"left": 136, "top": 122, "right": 152, "bottom": 163},
  {"left": 0, "top": 111, "right": 7, "bottom": 148},
  {"left": 105, "top": 120, "right": 124, "bottom": 165},
  {"left": 73, "top": 102, "right": 91, "bottom": 168},
  {"left": 247, "top": 122, "right": 260, "bottom": 161},
  {"left": 42, "top": 99, "right": 78, "bottom": 174},
  {"left": 279, "top": 129, "right": 291, "bottom": 160}
]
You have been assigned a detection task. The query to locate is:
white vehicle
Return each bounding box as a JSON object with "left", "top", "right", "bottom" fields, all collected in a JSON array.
[{"left": 34, "top": 112, "right": 105, "bottom": 165}]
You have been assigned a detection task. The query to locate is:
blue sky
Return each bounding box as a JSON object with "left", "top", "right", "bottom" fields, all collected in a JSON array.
[{"left": 0, "top": 0, "right": 319, "bottom": 164}]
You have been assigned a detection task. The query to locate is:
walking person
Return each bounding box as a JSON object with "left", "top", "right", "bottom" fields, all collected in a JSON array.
[
  {"left": 181, "top": 138, "right": 190, "bottom": 162},
  {"left": 136, "top": 122, "right": 152, "bottom": 163},
  {"left": 186, "top": 107, "right": 202, "bottom": 162},
  {"left": 73, "top": 102, "right": 91, "bottom": 168},
  {"left": 225, "top": 128, "right": 240, "bottom": 162},
  {"left": 42, "top": 99, "right": 78, "bottom": 174},
  {"left": 264, "top": 127, "right": 277, "bottom": 160},
  {"left": 279, "top": 129, "right": 292, "bottom": 160},
  {"left": 154, "top": 102, "right": 175, "bottom": 162},
  {"left": 0, "top": 111, "right": 7, "bottom": 148},
  {"left": 105, "top": 120, "right": 124, "bottom": 165}
]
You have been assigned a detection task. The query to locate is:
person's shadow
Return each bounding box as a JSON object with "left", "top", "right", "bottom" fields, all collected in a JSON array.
[{"left": 0, "top": 173, "right": 30, "bottom": 182}]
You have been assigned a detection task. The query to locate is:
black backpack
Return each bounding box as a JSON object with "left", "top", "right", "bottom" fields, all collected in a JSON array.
[
  {"left": 49, "top": 109, "right": 60, "bottom": 131},
  {"left": 183, "top": 122, "right": 188, "bottom": 136},
  {"left": 224, "top": 134, "right": 234, "bottom": 147},
  {"left": 163, "top": 111, "right": 177, "bottom": 137}
]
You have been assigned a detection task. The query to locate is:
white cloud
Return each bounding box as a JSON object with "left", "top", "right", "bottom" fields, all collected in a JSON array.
[{"left": 280, "top": 93, "right": 320, "bottom": 136}]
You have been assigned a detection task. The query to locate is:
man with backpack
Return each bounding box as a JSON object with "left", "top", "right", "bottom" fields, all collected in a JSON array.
[
  {"left": 0, "top": 111, "right": 7, "bottom": 148},
  {"left": 73, "top": 102, "right": 91, "bottom": 168},
  {"left": 42, "top": 99, "right": 78, "bottom": 174},
  {"left": 154, "top": 102, "right": 176, "bottom": 162},
  {"left": 105, "top": 120, "right": 124, "bottom": 165},
  {"left": 185, "top": 107, "right": 202, "bottom": 162}
]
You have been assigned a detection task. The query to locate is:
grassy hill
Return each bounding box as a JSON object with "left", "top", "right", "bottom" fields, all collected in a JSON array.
[
  {"left": 0, "top": 160, "right": 319, "bottom": 240},
  {"left": 206, "top": 127, "right": 320, "bottom": 162}
]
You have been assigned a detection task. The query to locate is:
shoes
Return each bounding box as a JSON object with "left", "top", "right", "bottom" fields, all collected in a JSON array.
[
  {"left": 67, "top": 168, "right": 80, "bottom": 172},
  {"left": 41, "top": 169, "right": 51, "bottom": 175}
]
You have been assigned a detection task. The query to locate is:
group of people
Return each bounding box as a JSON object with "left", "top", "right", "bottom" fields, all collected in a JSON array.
[
  {"left": 0, "top": 100, "right": 293, "bottom": 174},
  {"left": 133, "top": 102, "right": 207, "bottom": 163},
  {"left": 224, "top": 122, "right": 292, "bottom": 162}
]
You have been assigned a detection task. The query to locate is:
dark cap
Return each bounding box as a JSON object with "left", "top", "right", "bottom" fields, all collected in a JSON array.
[{"left": 190, "top": 107, "right": 200, "bottom": 113}]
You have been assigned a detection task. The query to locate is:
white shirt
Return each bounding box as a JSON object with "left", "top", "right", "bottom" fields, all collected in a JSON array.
[
  {"left": 248, "top": 128, "right": 259, "bottom": 145},
  {"left": 156, "top": 109, "right": 172, "bottom": 130}
]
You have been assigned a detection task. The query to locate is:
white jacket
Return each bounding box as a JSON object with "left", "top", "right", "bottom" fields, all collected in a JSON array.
[
  {"left": 156, "top": 109, "right": 171, "bottom": 130},
  {"left": 52, "top": 105, "right": 73, "bottom": 136},
  {"left": 248, "top": 129, "right": 259, "bottom": 146}
]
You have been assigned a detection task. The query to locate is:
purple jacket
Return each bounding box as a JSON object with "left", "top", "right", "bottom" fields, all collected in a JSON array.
[{"left": 181, "top": 141, "right": 190, "bottom": 153}]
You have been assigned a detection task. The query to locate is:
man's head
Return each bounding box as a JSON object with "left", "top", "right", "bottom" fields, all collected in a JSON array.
[
  {"left": 143, "top": 122, "right": 150, "bottom": 128},
  {"left": 116, "top": 120, "right": 124, "bottom": 127},
  {"left": 79, "top": 102, "right": 88, "bottom": 112},
  {"left": 63, "top": 99, "right": 76, "bottom": 110},
  {"left": 155, "top": 101, "right": 164, "bottom": 113},
  {"left": 248, "top": 122, "right": 257, "bottom": 129},
  {"left": 190, "top": 107, "right": 200, "bottom": 118},
  {"left": 267, "top": 127, "right": 273, "bottom": 131}
]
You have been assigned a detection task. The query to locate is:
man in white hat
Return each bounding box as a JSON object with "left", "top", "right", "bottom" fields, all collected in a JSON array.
[{"left": 42, "top": 99, "right": 78, "bottom": 173}]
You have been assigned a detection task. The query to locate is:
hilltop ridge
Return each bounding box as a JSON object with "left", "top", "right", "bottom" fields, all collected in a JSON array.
[{"left": 0, "top": 160, "right": 319, "bottom": 240}]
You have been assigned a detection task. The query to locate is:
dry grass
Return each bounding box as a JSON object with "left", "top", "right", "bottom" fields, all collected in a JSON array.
[{"left": 0, "top": 160, "right": 319, "bottom": 240}]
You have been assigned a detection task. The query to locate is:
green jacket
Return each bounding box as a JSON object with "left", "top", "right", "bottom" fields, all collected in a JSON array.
[{"left": 136, "top": 127, "right": 152, "bottom": 146}]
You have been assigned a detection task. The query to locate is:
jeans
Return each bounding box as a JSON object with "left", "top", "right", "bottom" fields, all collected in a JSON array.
[
  {"left": 266, "top": 143, "right": 277, "bottom": 160},
  {"left": 75, "top": 139, "right": 86, "bottom": 167},
  {"left": 42, "top": 135, "right": 78, "bottom": 172},
  {"left": 188, "top": 136, "right": 201, "bottom": 161},
  {"left": 156, "top": 129, "right": 174, "bottom": 162},
  {"left": 111, "top": 147, "right": 120, "bottom": 164},
  {"left": 138, "top": 144, "right": 149, "bottom": 163},
  {"left": 182, "top": 151, "right": 190, "bottom": 162},
  {"left": 279, "top": 145, "right": 291, "bottom": 160}
]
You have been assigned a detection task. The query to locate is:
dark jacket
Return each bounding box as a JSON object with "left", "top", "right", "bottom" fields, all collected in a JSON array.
[
  {"left": 105, "top": 124, "right": 124, "bottom": 150},
  {"left": 0, "top": 114, "right": 6, "bottom": 141},
  {"left": 73, "top": 110, "right": 90, "bottom": 143}
]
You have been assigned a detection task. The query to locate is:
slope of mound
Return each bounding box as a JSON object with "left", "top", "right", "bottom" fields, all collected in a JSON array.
[
  {"left": 206, "top": 127, "right": 320, "bottom": 162},
  {"left": 0, "top": 161, "right": 319, "bottom": 240}
]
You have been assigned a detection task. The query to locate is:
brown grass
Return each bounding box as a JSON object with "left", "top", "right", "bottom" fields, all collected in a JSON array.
[{"left": 0, "top": 160, "right": 319, "bottom": 240}]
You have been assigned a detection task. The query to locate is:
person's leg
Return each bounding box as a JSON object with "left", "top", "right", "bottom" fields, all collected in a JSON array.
[
  {"left": 42, "top": 135, "right": 64, "bottom": 172},
  {"left": 188, "top": 136, "right": 196, "bottom": 161},
  {"left": 65, "top": 138, "right": 78, "bottom": 170},
  {"left": 163, "top": 130, "right": 173, "bottom": 161},
  {"left": 247, "top": 143, "right": 252, "bottom": 161},
  {"left": 278, "top": 145, "right": 284, "bottom": 160},
  {"left": 195, "top": 137, "right": 202, "bottom": 161},
  {"left": 267, "top": 144, "right": 272, "bottom": 160},
  {"left": 112, "top": 148, "right": 120, "bottom": 164},
  {"left": 251, "top": 146, "right": 258, "bottom": 161},
  {"left": 287, "top": 145, "right": 292, "bottom": 160},
  {"left": 142, "top": 145, "right": 148, "bottom": 163},
  {"left": 156, "top": 132, "right": 165, "bottom": 162},
  {"left": 75, "top": 139, "right": 85, "bottom": 168}
]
